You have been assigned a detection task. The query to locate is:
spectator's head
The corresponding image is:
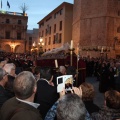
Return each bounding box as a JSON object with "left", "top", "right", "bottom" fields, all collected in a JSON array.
[
  {"left": 13, "top": 71, "right": 37, "bottom": 100},
  {"left": 34, "top": 66, "right": 41, "bottom": 81},
  {"left": 66, "top": 66, "right": 76, "bottom": 78},
  {"left": 65, "top": 61, "right": 70, "bottom": 68},
  {"left": 3, "top": 63, "right": 16, "bottom": 77},
  {"left": 105, "top": 90, "right": 120, "bottom": 109},
  {"left": 57, "top": 94, "right": 86, "bottom": 120},
  {"left": 59, "top": 66, "right": 66, "bottom": 75},
  {"left": 34, "top": 66, "right": 41, "bottom": 75},
  {"left": 80, "top": 82, "right": 95, "bottom": 101},
  {"left": 40, "top": 67, "right": 53, "bottom": 81},
  {"left": 0, "top": 68, "right": 8, "bottom": 86}
]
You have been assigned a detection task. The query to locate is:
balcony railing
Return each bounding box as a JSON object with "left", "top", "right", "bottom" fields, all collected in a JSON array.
[{"left": 0, "top": 10, "right": 27, "bottom": 16}]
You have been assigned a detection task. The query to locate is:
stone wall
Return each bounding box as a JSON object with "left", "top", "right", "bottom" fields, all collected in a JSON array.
[{"left": 73, "top": 0, "right": 120, "bottom": 58}]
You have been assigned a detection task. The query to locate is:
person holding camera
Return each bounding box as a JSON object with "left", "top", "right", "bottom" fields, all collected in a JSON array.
[{"left": 45, "top": 87, "right": 92, "bottom": 120}]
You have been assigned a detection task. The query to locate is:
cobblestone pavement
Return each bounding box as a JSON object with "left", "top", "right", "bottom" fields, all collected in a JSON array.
[{"left": 85, "top": 77, "right": 104, "bottom": 107}]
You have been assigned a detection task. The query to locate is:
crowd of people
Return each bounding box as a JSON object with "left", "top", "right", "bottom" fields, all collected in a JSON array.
[{"left": 0, "top": 52, "right": 120, "bottom": 120}]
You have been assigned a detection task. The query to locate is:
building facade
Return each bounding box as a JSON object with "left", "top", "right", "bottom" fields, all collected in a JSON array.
[
  {"left": 73, "top": 0, "right": 120, "bottom": 58},
  {"left": 26, "top": 29, "right": 39, "bottom": 53},
  {"left": 38, "top": 2, "right": 73, "bottom": 52},
  {"left": 0, "top": 11, "right": 28, "bottom": 53}
]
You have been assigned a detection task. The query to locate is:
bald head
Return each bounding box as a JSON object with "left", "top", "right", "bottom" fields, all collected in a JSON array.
[{"left": 13, "top": 71, "right": 36, "bottom": 100}]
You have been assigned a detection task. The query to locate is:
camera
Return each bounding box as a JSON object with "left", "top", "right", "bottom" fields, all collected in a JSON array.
[{"left": 57, "top": 75, "right": 73, "bottom": 93}]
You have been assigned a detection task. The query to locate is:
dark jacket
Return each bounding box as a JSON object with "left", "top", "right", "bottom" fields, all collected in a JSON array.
[
  {"left": 5, "top": 75, "right": 15, "bottom": 97},
  {"left": 84, "top": 101, "right": 100, "bottom": 114},
  {"left": 0, "top": 85, "right": 11, "bottom": 108},
  {"left": 34, "top": 79, "right": 59, "bottom": 119},
  {"left": 0, "top": 97, "right": 42, "bottom": 120}
]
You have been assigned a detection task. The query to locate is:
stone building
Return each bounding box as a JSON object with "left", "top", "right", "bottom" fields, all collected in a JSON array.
[
  {"left": 38, "top": 2, "right": 73, "bottom": 52},
  {"left": 0, "top": 11, "right": 28, "bottom": 53},
  {"left": 26, "top": 29, "right": 39, "bottom": 53},
  {"left": 73, "top": 0, "right": 120, "bottom": 58}
]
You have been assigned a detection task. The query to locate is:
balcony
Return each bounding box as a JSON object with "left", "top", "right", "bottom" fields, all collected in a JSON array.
[{"left": 0, "top": 10, "right": 27, "bottom": 16}]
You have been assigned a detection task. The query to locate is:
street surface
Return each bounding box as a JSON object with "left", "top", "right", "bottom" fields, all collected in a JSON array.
[{"left": 86, "top": 77, "right": 104, "bottom": 107}]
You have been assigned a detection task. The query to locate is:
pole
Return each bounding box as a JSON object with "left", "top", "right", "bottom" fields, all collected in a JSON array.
[
  {"left": 76, "top": 54, "right": 79, "bottom": 86},
  {"left": 76, "top": 44, "right": 80, "bottom": 86},
  {"left": 70, "top": 50, "right": 72, "bottom": 66}
]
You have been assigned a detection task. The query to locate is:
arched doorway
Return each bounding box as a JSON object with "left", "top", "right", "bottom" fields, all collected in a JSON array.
[
  {"left": 15, "top": 45, "right": 24, "bottom": 53},
  {"left": 4, "top": 44, "right": 11, "bottom": 52},
  {"left": 15, "top": 45, "right": 20, "bottom": 53}
]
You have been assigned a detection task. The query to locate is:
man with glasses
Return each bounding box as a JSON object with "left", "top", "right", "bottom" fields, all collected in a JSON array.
[{"left": 3, "top": 63, "right": 16, "bottom": 97}]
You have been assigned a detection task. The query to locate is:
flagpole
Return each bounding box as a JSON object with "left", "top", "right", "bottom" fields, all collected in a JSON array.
[{"left": 1, "top": 0, "right": 2, "bottom": 10}]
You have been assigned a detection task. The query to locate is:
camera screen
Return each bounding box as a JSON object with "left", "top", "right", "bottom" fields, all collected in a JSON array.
[{"left": 58, "top": 77, "right": 63, "bottom": 84}]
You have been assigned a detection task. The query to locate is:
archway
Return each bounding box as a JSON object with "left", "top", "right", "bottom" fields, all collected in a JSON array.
[
  {"left": 14, "top": 45, "right": 20, "bottom": 53},
  {"left": 4, "top": 44, "right": 11, "bottom": 52},
  {"left": 15, "top": 45, "right": 24, "bottom": 53}
]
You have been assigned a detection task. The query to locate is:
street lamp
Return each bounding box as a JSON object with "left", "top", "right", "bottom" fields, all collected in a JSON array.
[
  {"left": 38, "top": 37, "right": 44, "bottom": 56},
  {"left": 10, "top": 41, "right": 16, "bottom": 53},
  {"left": 31, "top": 41, "right": 38, "bottom": 55},
  {"left": 40, "top": 37, "right": 43, "bottom": 42}
]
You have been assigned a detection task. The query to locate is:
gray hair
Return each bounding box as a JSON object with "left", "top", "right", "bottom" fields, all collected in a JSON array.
[
  {"left": 57, "top": 94, "right": 86, "bottom": 120},
  {"left": 13, "top": 71, "right": 36, "bottom": 99},
  {"left": 3, "top": 63, "right": 15, "bottom": 74}
]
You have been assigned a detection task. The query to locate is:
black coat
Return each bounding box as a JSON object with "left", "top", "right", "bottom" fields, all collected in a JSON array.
[
  {"left": 0, "top": 85, "right": 11, "bottom": 108},
  {"left": 84, "top": 100, "right": 100, "bottom": 114},
  {"left": 5, "top": 75, "right": 15, "bottom": 98},
  {"left": 34, "top": 79, "right": 59, "bottom": 119}
]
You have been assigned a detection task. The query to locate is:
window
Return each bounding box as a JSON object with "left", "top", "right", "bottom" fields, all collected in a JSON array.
[
  {"left": 54, "top": 14, "right": 56, "bottom": 19},
  {"left": 53, "top": 33, "right": 58, "bottom": 44},
  {"left": 118, "top": 11, "right": 120, "bottom": 16},
  {"left": 6, "top": 19, "right": 10, "bottom": 23},
  {"left": 29, "top": 37, "right": 32, "bottom": 45},
  {"left": 39, "top": 22, "right": 44, "bottom": 28},
  {"left": 54, "top": 24, "right": 56, "bottom": 33},
  {"left": 59, "top": 33, "right": 62, "bottom": 43},
  {"left": 45, "top": 29, "right": 47, "bottom": 36},
  {"left": 59, "top": 21, "right": 62, "bottom": 31},
  {"left": 17, "top": 32, "right": 21, "bottom": 40},
  {"left": 5, "top": 31, "right": 10, "bottom": 39},
  {"left": 60, "top": 9, "right": 63, "bottom": 15},
  {"left": 55, "top": 33, "right": 58, "bottom": 43},
  {"left": 49, "top": 26, "right": 51, "bottom": 34},
  {"left": 53, "top": 35, "right": 56, "bottom": 44},
  {"left": 45, "top": 38, "right": 47, "bottom": 45},
  {"left": 117, "top": 27, "right": 120, "bottom": 33},
  {"left": 46, "top": 16, "right": 52, "bottom": 22},
  {"left": 42, "top": 30, "right": 44, "bottom": 37},
  {"left": 48, "top": 37, "right": 51, "bottom": 45},
  {"left": 18, "top": 20, "right": 22, "bottom": 24}
]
